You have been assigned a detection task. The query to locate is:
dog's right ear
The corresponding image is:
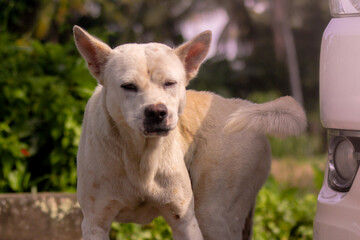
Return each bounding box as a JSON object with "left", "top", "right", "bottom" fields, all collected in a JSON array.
[
  {"left": 73, "top": 25, "right": 112, "bottom": 85},
  {"left": 175, "top": 30, "right": 212, "bottom": 84}
]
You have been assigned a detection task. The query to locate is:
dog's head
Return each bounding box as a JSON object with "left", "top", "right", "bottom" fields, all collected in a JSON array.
[{"left": 73, "top": 26, "right": 211, "bottom": 137}]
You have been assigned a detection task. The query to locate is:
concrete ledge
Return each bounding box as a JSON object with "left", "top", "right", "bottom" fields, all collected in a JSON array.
[{"left": 0, "top": 193, "right": 82, "bottom": 240}]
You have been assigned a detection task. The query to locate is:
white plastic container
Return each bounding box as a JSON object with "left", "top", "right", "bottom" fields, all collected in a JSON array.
[
  {"left": 320, "top": 17, "right": 360, "bottom": 130},
  {"left": 315, "top": 1, "right": 360, "bottom": 239}
]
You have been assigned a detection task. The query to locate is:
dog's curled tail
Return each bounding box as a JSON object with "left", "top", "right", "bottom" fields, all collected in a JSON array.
[{"left": 223, "top": 96, "right": 307, "bottom": 137}]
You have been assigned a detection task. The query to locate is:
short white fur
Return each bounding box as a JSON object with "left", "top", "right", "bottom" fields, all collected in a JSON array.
[{"left": 73, "top": 25, "right": 307, "bottom": 240}]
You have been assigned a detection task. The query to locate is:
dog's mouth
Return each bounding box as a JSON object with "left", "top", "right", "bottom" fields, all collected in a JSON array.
[
  {"left": 143, "top": 127, "right": 172, "bottom": 137},
  {"left": 143, "top": 113, "right": 175, "bottom": 137}
]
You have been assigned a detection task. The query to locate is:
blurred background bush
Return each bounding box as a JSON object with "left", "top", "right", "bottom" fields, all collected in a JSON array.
[{"left": 0, "top": 0, "right": 331, "bottom": 239}]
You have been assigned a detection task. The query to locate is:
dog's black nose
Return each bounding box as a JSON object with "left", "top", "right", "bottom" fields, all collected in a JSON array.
[{"left": 144, "top": 103, "right": 168, "bottom": 122}]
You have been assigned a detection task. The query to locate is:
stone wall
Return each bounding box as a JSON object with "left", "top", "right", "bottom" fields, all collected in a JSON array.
[{"left": 0, "top": 193, "right": 82, "bottom": 240}]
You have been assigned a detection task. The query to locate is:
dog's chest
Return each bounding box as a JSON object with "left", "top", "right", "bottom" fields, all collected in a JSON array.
[
  {"left": 115, "top": 198, "right": 160, "bottom": 224},
  {"left": 111, "top": 164, "right": 192, "bottom": 224}
]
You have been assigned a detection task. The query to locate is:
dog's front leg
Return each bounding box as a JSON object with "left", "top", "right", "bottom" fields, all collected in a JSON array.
[
  {"left": 82, "top": 218, "right": 109, "bottom": 240},
  {"left": 80, "top": 198, "right": 121, "bottom": 240},
  {"left": 170, "top": 214, "right": 203, "bottom": 240},
  {"left": 162, "top": 198, "right": 203, "bottom": 240}
]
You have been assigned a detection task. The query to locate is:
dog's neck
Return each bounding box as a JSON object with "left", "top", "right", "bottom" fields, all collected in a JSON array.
[{"left": 121, "top": 133, "right": 181, "bottom": 195}]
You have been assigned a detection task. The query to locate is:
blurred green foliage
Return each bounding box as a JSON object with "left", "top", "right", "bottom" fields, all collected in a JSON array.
[
  {"left": 0, "top": 32, "right": 95, "bottom": 192},
  {"left": 0, "top": 0, "right": 329, "bottom": 239},
  {"left": 253, "top": 177, "right": 317, "bottom": 240},
  {"left": 0, "top": 0, "right": 326, "bottom": 193},
  {"left": 111, "top": 217, "right": 172, "bottom": 240}
]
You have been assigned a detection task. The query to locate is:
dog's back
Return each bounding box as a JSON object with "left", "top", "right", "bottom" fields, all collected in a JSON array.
[{"left": 178, "top": 90, "right": 306, "bottom": 239}]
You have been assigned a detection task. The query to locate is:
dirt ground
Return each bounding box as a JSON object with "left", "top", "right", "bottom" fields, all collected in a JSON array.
[{"left": 270, "top": 155, "right": 326, "bottom": 193}]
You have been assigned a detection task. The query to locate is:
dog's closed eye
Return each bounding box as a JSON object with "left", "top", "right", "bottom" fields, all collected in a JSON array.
[
  {"left": 164, "top": 81, "right": 177, "bottom": 88},
  {"left": 121, "top": 83, "right": 138, "bottom": 92}
]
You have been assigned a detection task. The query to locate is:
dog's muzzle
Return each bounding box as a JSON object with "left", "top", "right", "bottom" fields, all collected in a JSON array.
[{"left": 143, "top": 103, "right": 171, "bottom": 136}]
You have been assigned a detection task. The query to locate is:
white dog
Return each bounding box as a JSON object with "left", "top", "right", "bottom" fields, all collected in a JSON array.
[{"left": 73, "top": 25, "right": 307, "bottom": 240}]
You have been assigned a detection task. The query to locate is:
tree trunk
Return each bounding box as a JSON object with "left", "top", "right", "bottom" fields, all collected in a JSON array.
[{"left": 272, "top": 0, "right": 304, "bottom": 105}]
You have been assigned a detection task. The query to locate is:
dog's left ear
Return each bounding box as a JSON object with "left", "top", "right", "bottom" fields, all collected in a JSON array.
[
  {"left": 73, "top": 25, "right": 112, "bottom": 85},
  {"left": 175, "top": 30, "right": 212, "bottom": 84}
]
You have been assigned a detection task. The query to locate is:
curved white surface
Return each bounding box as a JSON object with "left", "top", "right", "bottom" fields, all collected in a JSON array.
[{"left": 320, "top": 17, "right": 360, "bottom": 130}]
